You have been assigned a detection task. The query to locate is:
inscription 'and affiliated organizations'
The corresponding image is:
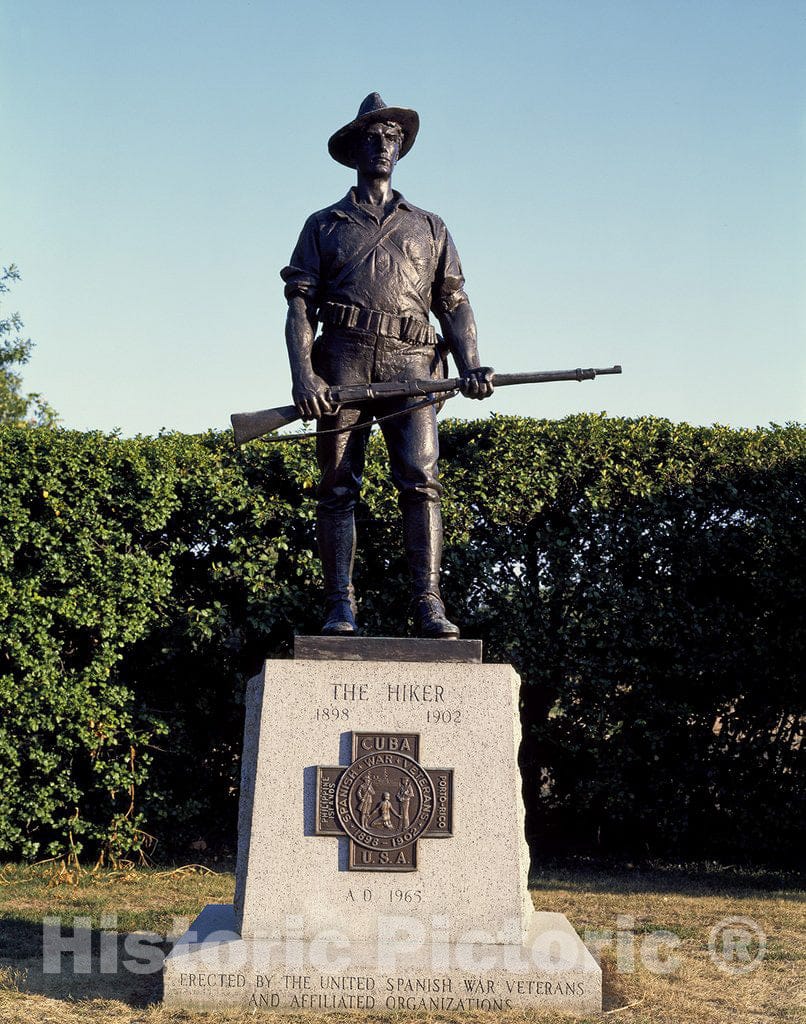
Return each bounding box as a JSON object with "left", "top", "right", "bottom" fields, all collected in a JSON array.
[
  {"left": 315, "top": 733, "right": 453, "bottom": 871},
  {"left": 176, "top": 972, "right": 588, "bottom": 1011}
]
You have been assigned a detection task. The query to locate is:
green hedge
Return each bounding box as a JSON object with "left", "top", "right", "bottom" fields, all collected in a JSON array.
[{"left": 0, "top": 416, "right": 803, "bottom": 866}]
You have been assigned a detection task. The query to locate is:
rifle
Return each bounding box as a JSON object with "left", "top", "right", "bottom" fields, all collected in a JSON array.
[{"left": 230, "top": 364, "right": 622, "bottom": 446}]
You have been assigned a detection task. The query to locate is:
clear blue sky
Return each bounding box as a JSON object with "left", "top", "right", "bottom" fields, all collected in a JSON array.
[{"left": 2, "top": 0, "right": 804, "bottom": 435}]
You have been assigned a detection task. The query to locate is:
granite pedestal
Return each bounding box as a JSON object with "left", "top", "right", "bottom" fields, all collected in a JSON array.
[{"left": 163, "top": 638, "right": 601, "bottom": 1014}]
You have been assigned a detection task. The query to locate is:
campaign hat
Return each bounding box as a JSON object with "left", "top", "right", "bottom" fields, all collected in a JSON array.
[{"left": 328, "top": 92, "right": 419, "bottom": 168}]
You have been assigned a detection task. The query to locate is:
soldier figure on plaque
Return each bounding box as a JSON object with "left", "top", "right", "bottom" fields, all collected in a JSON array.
[
  {"left": 357, "top": 778, "right": 375, "bottom": 829},
  {"left": 281, "top": 93, "right": 494, "bottom": 639},
  {"left": 397, "top": 777, "right": 414, "bottom": 829}
]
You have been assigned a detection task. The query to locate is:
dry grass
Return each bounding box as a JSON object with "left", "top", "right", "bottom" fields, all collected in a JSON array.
[
  {"left": 532, "top": 864, "right": 805, "bottom": 1023},
  {"left": 0, "top": 862, "right": 802, "bottom": 1023}
]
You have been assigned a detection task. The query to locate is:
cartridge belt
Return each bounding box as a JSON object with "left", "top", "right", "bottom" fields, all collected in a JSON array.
[{"left": 321, "top": 302, "right": 436, "bottom": 346}]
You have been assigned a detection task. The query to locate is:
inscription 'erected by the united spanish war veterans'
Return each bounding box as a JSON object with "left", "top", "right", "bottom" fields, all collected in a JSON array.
[{"left": 315, "top": 732, "right": 453, "bottom": 871}]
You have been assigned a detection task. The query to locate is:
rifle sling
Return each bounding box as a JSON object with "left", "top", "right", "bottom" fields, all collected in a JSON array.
[
  {"left": 328, "top": 211, "right": 403, "bottom": 292},
  {"left": 327, "top": 210, "right": 427, "bottom": 298}
]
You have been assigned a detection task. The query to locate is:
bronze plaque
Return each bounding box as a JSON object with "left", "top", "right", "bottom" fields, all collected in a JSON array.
[{"left": 314, "top": 732, "right": 454, "bottom": 872}]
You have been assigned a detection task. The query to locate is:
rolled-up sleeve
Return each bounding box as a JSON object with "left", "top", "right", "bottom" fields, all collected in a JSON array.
[
  {"left": 280, "top": 214, "right": 321, "bottom": 304},
  {"left": 431, "top": 222, "right": 469, "bottom": 316}
]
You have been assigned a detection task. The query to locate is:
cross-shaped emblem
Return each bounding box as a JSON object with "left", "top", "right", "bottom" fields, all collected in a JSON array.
[{"left": 314, "top": 732, "right": 454, "bottom": 871}]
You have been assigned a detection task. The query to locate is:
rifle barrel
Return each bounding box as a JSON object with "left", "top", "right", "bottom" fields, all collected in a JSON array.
[
  {"left": 424, "top": 365, "right": 622, "bottom": 394},
  {"left": 493, "top": 365, "right": 622, "bottom": 387}
]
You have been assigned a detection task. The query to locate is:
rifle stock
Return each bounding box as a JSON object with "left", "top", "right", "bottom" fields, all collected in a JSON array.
[
  {"left": 231, "top": 404, "right": 300, "bottom": 445},
  {"left": 230, "top": 365, "right": 622, "bottom": 446}
]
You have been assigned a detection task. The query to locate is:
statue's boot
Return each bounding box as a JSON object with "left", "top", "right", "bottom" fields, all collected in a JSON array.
[
  {"left": 403, "top": 500, "right": 460, "bottom": 639},
  {"left": 317, "top": 511, "right": 358, "bottom": 636}
]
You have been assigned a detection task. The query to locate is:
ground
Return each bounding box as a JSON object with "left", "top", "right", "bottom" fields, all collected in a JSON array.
[{"left": 0, "top": 862, "right": 802, "bottom": 1023}]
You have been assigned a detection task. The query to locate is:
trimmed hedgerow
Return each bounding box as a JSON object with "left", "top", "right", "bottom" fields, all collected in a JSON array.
[{"left": 0, "top": 416, "right": 803, "bottom": 865}]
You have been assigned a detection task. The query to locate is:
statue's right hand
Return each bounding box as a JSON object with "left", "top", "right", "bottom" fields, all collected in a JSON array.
[{"left": 292, "top": 372, "right": 334, "bottom": 421}]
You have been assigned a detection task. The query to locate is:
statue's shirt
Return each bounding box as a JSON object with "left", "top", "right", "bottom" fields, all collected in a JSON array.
[{"left": 281, "top": 189, "right": 468, "bottom": 324}]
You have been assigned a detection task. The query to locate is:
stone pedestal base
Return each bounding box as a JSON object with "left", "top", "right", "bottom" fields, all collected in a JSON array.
[
  {"left": 163, "top": 640, "right": 601, "bottom": 1014},
  {"left": 164, "top": 904, "right": 601, "bottom": 1014}
]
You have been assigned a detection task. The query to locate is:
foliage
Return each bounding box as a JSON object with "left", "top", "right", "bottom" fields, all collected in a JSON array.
[
  {"left": 437, "top": 416, "right": 806, "bottom": 864},
  {"left": 0, "top": 428, "right": 175, "bottom": 860},
  {"left": 0, "top": 416, "right": 803, "bottom": 866},
  {"left": 0, "top": 266, "right": 58, "bottom": 428}
]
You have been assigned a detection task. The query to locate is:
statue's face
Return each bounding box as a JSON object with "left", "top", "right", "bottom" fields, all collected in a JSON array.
[{"left": 354, "top": 121, "right": 402, "bottom": 176}]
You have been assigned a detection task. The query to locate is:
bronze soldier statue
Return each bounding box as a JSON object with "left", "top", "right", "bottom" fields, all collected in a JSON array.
[{"left": 281, "top": 93, "right": 494, "bottom": 638}]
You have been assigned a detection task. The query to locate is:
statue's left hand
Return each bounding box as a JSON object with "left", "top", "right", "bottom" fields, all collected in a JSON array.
[{"left": 460, "top": 366, "right": 495, "bottom": 400}]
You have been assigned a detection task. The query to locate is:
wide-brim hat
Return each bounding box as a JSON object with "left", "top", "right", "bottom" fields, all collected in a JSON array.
[{"left": 328, "top": 92, "right": 419, "bottom": 169}]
